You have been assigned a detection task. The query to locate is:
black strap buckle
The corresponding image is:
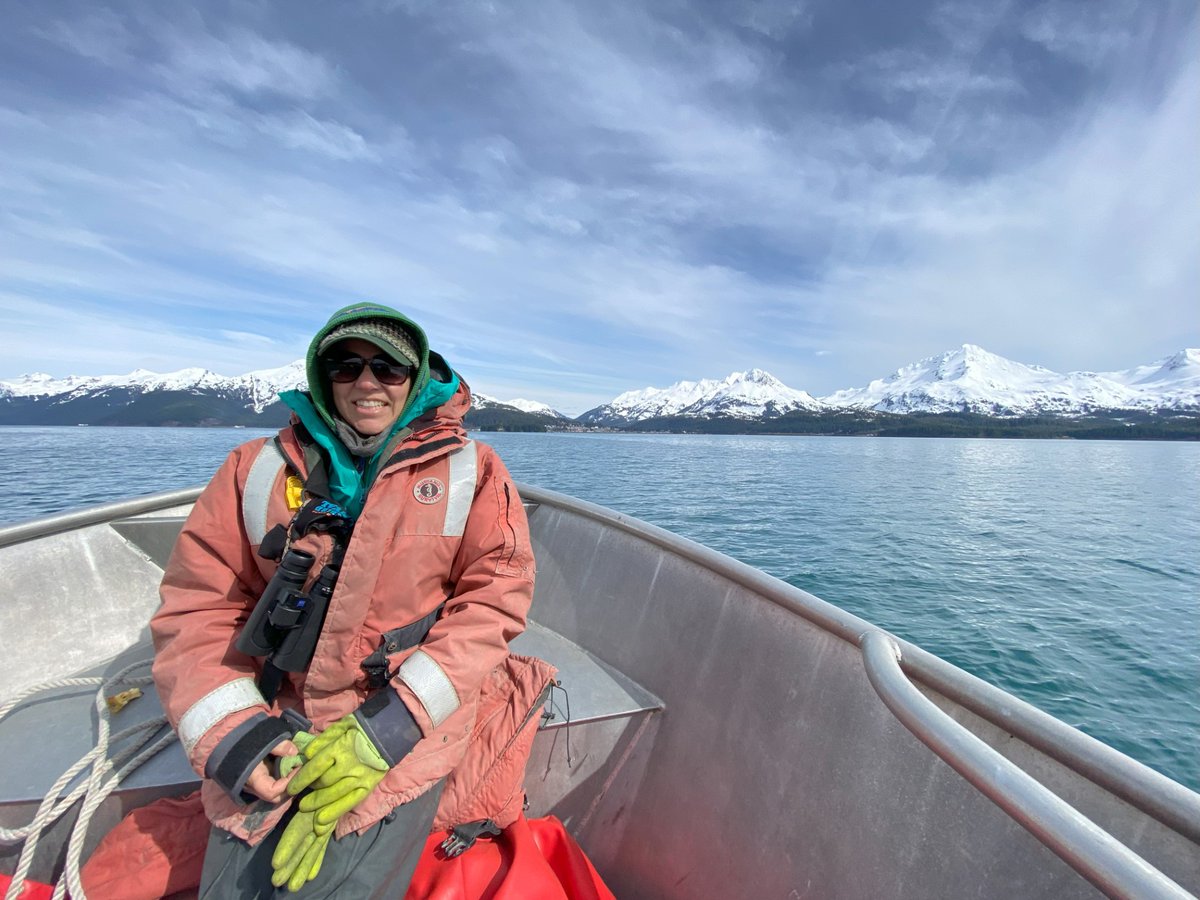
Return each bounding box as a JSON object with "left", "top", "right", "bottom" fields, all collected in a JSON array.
[
  {"left": 360, "top": 648, "right": 396, "bottom": 691},
  {"left": 441, "top": 820, "right": 501, "bottom": 858}
]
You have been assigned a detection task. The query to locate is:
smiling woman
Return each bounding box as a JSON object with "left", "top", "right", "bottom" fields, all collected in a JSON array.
[{"left": 146, "top": 301, "right": 541, "bottom": 896}]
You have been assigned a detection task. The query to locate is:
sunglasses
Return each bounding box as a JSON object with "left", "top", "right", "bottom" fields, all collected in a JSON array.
[{"left": 323, "top": 355, "right": 414, "bottom": 385}]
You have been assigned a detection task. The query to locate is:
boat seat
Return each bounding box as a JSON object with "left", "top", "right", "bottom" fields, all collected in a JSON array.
[
  {"left": 0, "top": 619, "right": 660, "bottom": 802},
  {"left": 511, "top": 621, "right": 662, "bottom": 729}
]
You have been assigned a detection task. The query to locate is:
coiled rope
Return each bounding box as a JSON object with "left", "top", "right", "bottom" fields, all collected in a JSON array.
[{"left": 0, "top": 660, "right": 178, "bottom": 900}]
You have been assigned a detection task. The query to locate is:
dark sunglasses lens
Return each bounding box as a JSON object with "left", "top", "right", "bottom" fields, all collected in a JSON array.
[
  {"left": 324, "top": 356, "right": 412, "bottom": 385},
  {"left": 367, "top": 359, "right": 412, "bottom": 384},
  {"left": 326, "top": 358, "right": 365, "bottom": 383}
]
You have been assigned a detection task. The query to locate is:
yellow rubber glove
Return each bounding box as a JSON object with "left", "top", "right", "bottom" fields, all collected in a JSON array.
[
  {"left": 271, "top": 809, "right": 333, "bottom": 892},
  {"left": 277, "top": 730, "right": 316, "bottom": 779},
  {"left": 286, "top": 715, "right": 390, "bottom": 830}
]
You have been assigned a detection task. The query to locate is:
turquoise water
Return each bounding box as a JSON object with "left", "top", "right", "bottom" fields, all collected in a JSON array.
[{"left": 1, "top": 427, "right": 1197, "bottom": 791}]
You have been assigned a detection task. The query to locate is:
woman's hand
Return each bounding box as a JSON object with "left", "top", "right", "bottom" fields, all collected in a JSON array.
[{"left": 242, "top": 739, "right": 301, "bottom": 803}]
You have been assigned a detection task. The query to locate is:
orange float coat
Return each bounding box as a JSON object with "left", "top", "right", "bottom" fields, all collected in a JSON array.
[{"left": 150, "top": 381, "right": 538, "bottom": 843}]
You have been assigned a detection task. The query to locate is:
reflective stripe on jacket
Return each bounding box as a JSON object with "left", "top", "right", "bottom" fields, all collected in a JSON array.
[{"left": 150, "top": 382, "right": 537, "bottom": 842}]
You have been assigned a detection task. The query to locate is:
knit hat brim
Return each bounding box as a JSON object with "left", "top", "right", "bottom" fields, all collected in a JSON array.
[{"left": 317, "top": 320, "right": 420, "bottom": 367}]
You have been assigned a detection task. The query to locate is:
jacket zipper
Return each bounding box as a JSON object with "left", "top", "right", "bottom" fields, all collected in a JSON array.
[{"left": 502, "top": 483, "right": 519, "bottom": 570}]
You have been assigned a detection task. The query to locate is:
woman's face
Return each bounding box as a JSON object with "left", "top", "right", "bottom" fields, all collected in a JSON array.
[{"left": 326, "top": 338, "right": 413, "bottom": 436}]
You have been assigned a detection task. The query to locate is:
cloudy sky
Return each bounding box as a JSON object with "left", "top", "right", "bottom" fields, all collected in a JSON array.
[{"left": 1, "top": 0, "right": 1196, "bottom": 415}]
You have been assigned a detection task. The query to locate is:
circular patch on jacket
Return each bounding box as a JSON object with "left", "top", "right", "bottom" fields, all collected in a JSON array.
[{"left": 414, "top": 477, "right": 446, "bottom": 504}]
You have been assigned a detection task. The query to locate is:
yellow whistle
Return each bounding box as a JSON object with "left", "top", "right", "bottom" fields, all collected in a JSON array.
[{"left": 286, "top": 476, "right": 305, "bottom": 510}]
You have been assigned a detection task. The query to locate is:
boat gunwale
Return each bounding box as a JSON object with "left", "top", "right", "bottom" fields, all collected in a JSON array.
[
  {"left": 0, "top": 486, "right": 205, "bottom": 549},
  {"left": 2, "top": 481, "right": 1197, "bottom": 846}
]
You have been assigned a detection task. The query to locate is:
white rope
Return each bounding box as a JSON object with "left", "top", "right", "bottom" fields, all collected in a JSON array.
[
  {"left": 0, "top": 678, "right": 118, "bottom": 730},
  {"left": 2, "top": 660, "right": 179, "bottom": 900},
  {"left": 57, "top": 727, "right": 178, "bottom": 900}
]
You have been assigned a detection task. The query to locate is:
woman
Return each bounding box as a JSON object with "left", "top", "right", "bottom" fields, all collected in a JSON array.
[{"left": 151, "top": 302, "right": 539, "bottom": 897}]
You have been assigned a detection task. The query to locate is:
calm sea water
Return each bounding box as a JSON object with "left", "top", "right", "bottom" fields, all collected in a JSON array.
[{"left": 1, "top": 426, "right": 1197, "bottom": 791}]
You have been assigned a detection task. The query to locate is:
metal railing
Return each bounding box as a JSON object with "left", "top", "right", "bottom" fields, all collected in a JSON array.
[
  {"left": 0, "top": 487, "right": 204, "bottom": 549},
  {"left": 861, "top": 632, "right": 1195, "bottom": 900}
]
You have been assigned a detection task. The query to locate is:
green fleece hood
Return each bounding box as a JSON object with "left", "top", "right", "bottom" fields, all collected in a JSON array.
[
  {"left": 305, "top": 302, "right": 433, "bottom": 431},
  {"left": 280, "top": 303, "right": 461, "bottom": 516}
]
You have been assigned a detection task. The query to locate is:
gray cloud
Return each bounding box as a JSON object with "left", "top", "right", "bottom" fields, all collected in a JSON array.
[{"left": 0, "top": 0, "right": 1196, "bottom": 415}]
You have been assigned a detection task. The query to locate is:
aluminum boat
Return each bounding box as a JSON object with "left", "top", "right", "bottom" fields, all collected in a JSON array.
[{"left": 1, "top": 484, "right": 1198, "bottom": 899}]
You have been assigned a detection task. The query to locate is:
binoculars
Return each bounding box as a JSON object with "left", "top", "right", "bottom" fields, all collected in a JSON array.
[{"left": 236, "top": 548, "right": 340, "bottom": 673}]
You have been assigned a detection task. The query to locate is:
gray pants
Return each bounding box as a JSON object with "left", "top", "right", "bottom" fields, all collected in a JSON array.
[{"left": 198, "top": 782, "right": 444, "bottom": 900}]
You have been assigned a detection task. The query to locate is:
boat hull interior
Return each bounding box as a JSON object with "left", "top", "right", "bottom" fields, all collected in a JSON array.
[{"left": 1, "top": 485, "right": 1197, "bottom": 899}]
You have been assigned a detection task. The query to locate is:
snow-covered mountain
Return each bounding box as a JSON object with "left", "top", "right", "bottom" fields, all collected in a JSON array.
[
  {"left": 472, "top": 393, "right": 568, "bottom": 419},
  {"left": 0, "top": 362, "right": 564, "bottom": 426},
  {"left": 579, "top": 369, "right": 822, "bottom": 425},
  {"left": 0, "top": 363, "right": 307, "bottom": 414},
  {"left": 2, "top": 347, "right": 1196, "bottom": 428},
  {"left": 1101, "top": 349, "right": 1200, "bottom": 410},
  {"left": 820, "top": 345, "right": 1200, "bottom": 416},
  {"left": 507, "top": 398, "right": 569, "bottom": 419}
]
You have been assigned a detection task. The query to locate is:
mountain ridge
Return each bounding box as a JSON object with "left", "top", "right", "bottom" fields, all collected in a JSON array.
[
  {"left": 818, "top": 344, "right": 1200, "bottom": 416},
  {"left": 0, "top": 365, "right": 568, "bottom": 428},
  {"left": 2, "top": 345, "right": 1197, "bottom": 429},
  {"left": 579, "top": 345, "right": 1199, "bottom": 425}
]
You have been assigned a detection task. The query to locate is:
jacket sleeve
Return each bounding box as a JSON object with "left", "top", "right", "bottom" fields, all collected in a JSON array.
[
  {"left": 389, "top": 444, "right": 535, "bottom": 739},
  {"left": 150, "top": 442, "right": 275, "bottom": 776}
]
